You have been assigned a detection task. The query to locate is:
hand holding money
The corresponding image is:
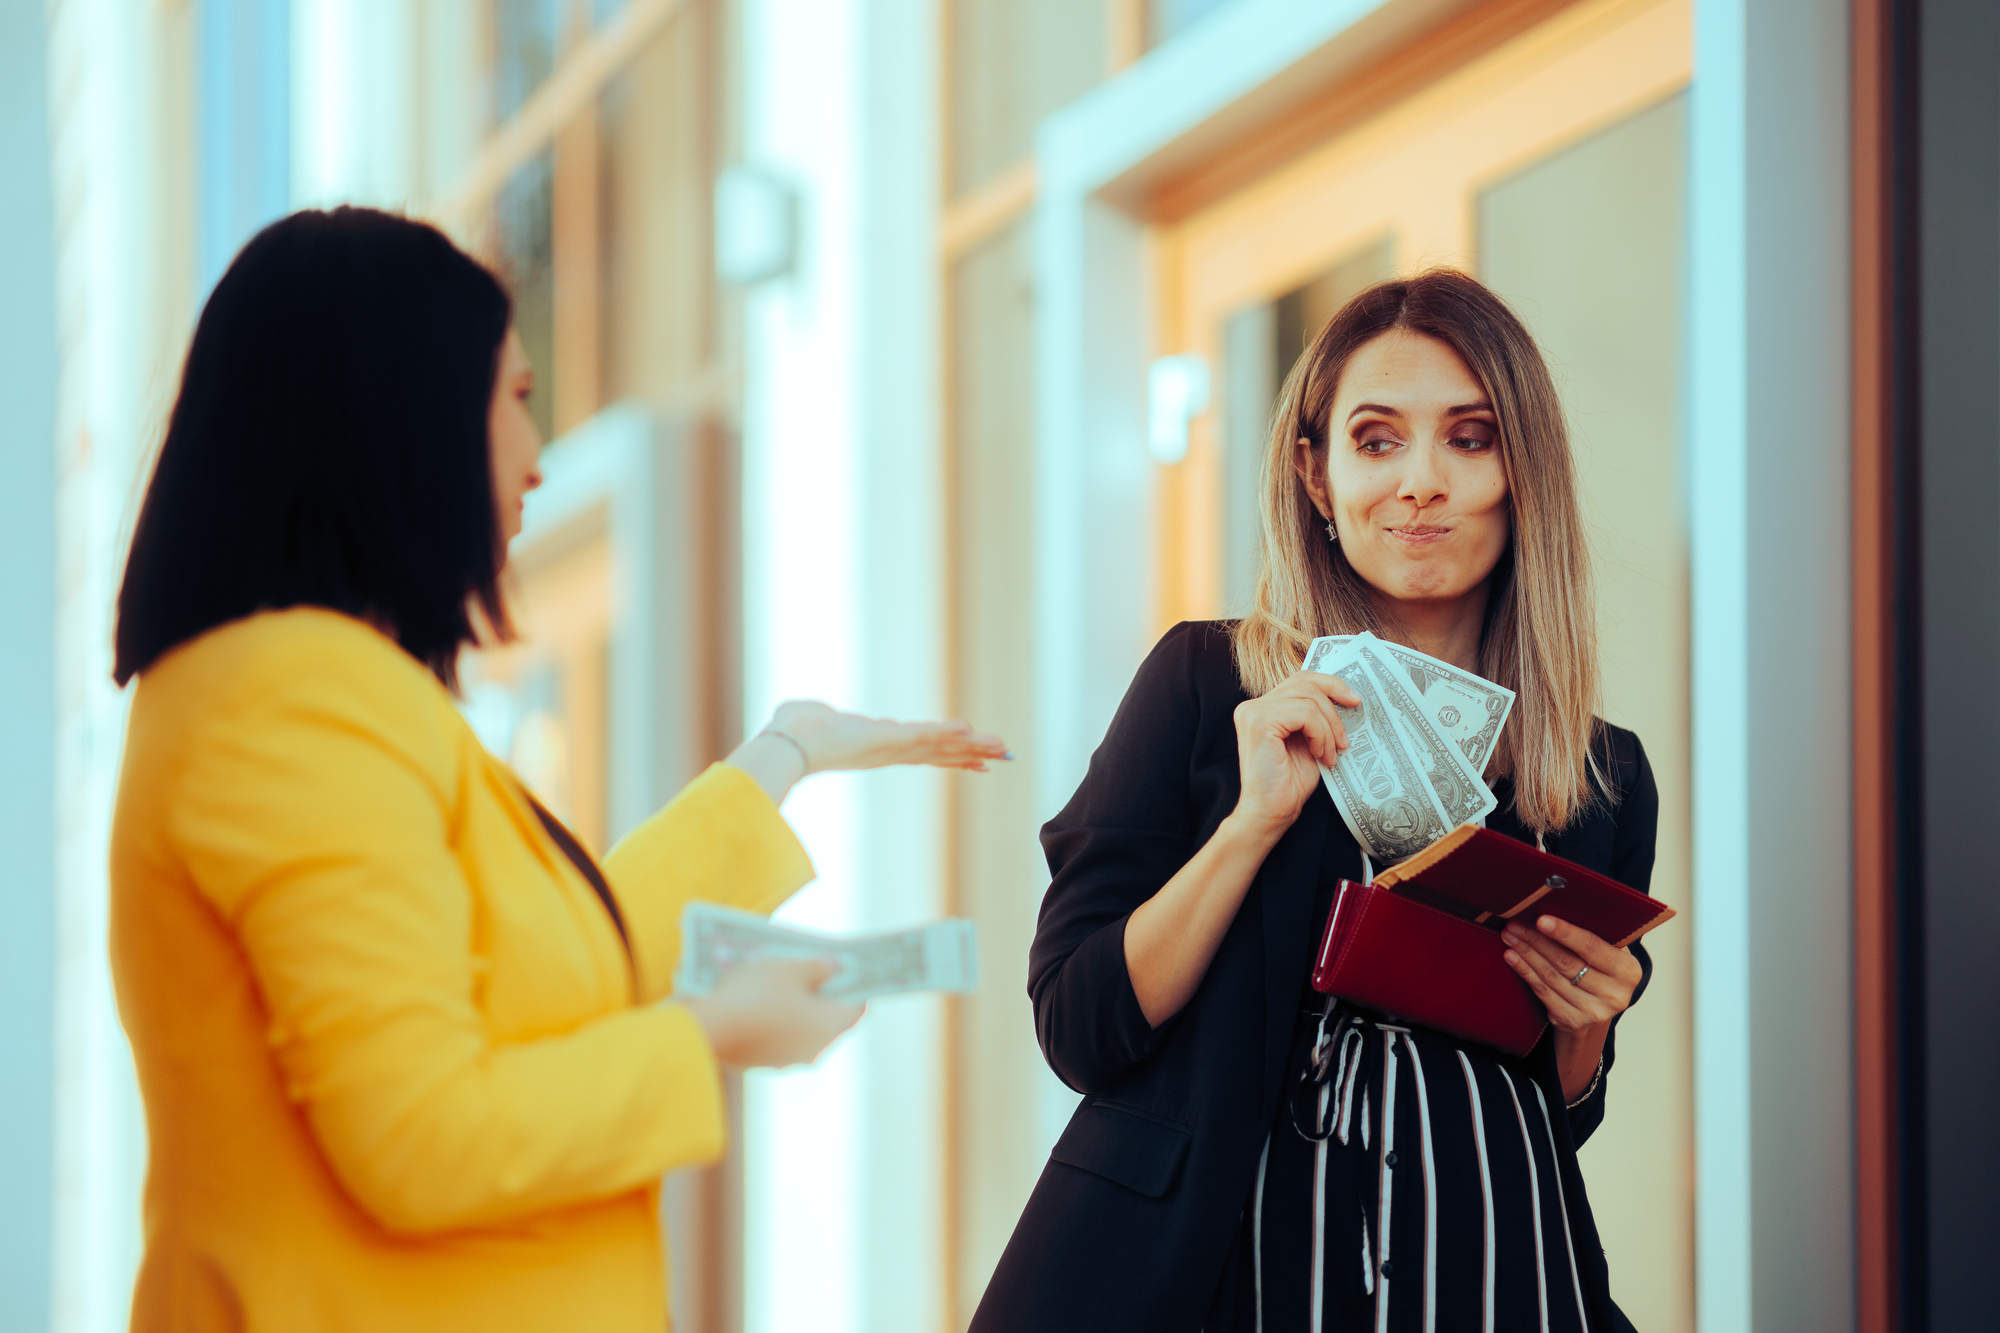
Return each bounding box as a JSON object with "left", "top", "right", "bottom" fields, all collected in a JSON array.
[
  {"left": 1226, "top": 667, "right": 1364, "bottom": 838},
  {"left": 1301, "top": 632, "right": 1516, "bottom": 862},
  {"left": 679, "top": 957, "right": 863, "bottom": 1069}
]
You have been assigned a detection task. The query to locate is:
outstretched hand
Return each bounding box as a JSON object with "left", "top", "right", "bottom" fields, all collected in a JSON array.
[
  {"left": 724, "top": 700, "right": 1011, "bottom": 806},
  {"left": 766, "top": 700, "right": 1010, "bottom": 774}
]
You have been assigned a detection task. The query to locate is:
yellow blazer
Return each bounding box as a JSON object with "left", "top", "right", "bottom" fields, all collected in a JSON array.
[{"left": 110, "top": 607, "right": 813, "bottom": 1331}]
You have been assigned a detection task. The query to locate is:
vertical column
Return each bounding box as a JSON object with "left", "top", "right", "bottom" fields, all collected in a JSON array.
[
  {"left": 738, "top": 1, "right": 864, "bottom": 1330},
  {"left": 0, "top": 2, "right": 59, "bottom": 1323},
  {"left": 741, "top": 1, "right": 948, "bottom": 1326},
  {"left": 48, "top": 2, "right": 197, "bottom": 1328},
  {"left": 853, "top": 1, "right": 947, "bottom": 1329},
  {"left": 195, "top": 0, "right": 290, "bottom": 292},
  {"left": 1688, "top": 0, "right": 1855, "bottom": 1329},
  {"left": 551, "top": 1, "right": 601, "bottom": 436},
  {"left": 290, "top": 0, "right": 416, "bottom": 209}
]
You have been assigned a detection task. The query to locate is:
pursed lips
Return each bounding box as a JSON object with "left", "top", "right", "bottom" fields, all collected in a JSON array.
[{"left": 1386, "top": 524, "right": 1453, "bottom": 545}]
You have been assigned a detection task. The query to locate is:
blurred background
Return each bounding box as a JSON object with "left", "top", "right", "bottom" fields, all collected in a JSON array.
[{"left": 1, "top": 0, "right": 1995, "bottom": 1331}]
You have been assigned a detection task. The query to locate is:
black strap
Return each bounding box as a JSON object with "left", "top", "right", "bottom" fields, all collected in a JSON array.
[{"left": 524, "top": 794, "right": 632, "bottom": 955}]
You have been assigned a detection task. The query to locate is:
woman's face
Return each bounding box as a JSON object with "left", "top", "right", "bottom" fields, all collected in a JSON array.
[
  {"left": 1298, "top": 329, "right": 1511, "bottom": 613},
  {"left": 489, "top": 327, "right": 543, "bottom": 551}
]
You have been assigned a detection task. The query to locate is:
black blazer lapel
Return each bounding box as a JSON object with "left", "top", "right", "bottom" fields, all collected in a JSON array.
[{"left": 1258, "top": 790, "right": 1331, "bottom": 1121}]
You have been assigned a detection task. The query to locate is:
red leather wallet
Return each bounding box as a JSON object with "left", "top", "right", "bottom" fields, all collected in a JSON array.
[
  {"left": 1310, "top": 878, "right": 1549, "bottom": 1056},
  {"left": 1309, "top": 825, "right": 1676, "bottom": 1056}
]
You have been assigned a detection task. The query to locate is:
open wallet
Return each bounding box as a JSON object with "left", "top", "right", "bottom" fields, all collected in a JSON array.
[{"left": 1309, "top": 824, "right": 1677, "bottom": 1057}]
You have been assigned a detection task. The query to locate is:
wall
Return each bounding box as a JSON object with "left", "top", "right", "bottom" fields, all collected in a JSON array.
[
  {"left": 46, "top": 3, "right": 202, "bottom": 1326},
  {"left": 0, "top": 3, "right": 59, "bottom": 1326},
  {"left": 942, "top": 3, "right": 1114, "bottom": 1321},
  {"left": 945, "top": 216, "right": 1052, "bottom": 1321}
]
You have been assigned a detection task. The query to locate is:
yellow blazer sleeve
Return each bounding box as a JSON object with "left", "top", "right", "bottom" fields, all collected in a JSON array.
[
  {"left": 171, "top": 653, "right": 727, "bottom": 1236},
  {"left": 603, "top": 763, "right": 816, "bottom": 1003}
]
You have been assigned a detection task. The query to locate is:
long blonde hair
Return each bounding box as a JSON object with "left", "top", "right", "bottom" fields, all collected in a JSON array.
[{"left": 1232, "top": 268, "right": 1607, "bottom": 832}]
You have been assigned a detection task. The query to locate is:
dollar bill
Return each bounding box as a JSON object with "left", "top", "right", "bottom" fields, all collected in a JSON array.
[
  {"left": 673, "top": 901, "right": 979, "bottom": 1002},
  {"left": 1347, "top": 637, "right": 1496, "bottom": 828},
  {"left": 1312, "top": 636, "right": 1453, "bottom": 860},
  {"left": 1301, "top": 634, "right": 1353, "bottom": 676},
  {"left": 1303, "top": 634, "right": 1515, "bottom": 775}
]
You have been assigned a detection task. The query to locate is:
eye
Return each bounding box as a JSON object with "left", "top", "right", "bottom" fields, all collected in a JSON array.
[
  {"left": 1448, "top": 424, "right": 1496, "bottom": 452},
  {"left": 1353, "top": 425, "right": 1403, "bottom": 456}
]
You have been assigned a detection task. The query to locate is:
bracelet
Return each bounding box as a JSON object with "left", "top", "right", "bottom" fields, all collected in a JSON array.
[
  {"left": 760, "top": 726, "right": 812, "bottom": 775},
  {"left": 1565, "top": 1054, "right": 1606, "bottom": 1110}
]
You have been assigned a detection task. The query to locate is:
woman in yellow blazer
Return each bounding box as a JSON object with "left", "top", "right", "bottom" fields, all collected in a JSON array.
[{"left": 108, "top": 207, "right": 1006, "bottom": 1332}]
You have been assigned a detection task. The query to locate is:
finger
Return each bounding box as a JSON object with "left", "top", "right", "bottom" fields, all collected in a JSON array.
[
  {"left": 1507, "top": 935, "right": 1592, "bottom": 1008},
  {"left": 916, "top": 722, "right": 1010, "bottom": 761},
  {"left": 1503, "top": 948, "right": 1590, "bottom": 1027},
  {"left": 1308, "top": 690, "right": 1348, "bottom": 754},
  {"left": 1502, "top": 920, "right": 1582, "bottom": 979},
  {"left": 937, "top": 746, "right": 1008, "bottom": 770},
  {"left": 806, "top": 994, "right": 865, "bottom": 1029},
  {"left": 1246, "top": 696, "right": 1321, "bottom": 758},
  {"left": 793, "top": 957, "right": 839, "bottom": 990},
  {"left": 1275, "top": 699, "right": 1339, "bottom": 765},
  {"left": 1533, "top": 916, "right": 1627, "bottom": 972},
  {"left": 1303, "top": 671, "right": 1363, "bottom": 709}
]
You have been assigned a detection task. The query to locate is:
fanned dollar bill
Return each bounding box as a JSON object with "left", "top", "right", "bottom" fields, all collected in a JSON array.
[
  {"left": 1348, "top": 638, "right": 1494, "bottom": 827},
  {"left": 1306, "top": 632, "right": 1498, "bottom": 860},
  {"left": 1313, "top": 637, "right": 1454, "bottom": 859},
  {"left": 673, "top": 901, "right": 979, "bottom": 1002},
  {"left": 1303, "top": 634, "right": 1516, "bottom": 775}
]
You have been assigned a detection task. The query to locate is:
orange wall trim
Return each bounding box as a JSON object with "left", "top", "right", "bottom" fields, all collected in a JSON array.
[{"left": 1850, "top": 0, "right": 1899, "bottom": 1329}]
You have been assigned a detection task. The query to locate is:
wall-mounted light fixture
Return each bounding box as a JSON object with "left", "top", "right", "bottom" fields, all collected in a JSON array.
[
  {"left": 714, "top": 164, "right": 798, "bottom": 286},
  {"left": 1147, "top": 352, "right": 1211, "bottom": 465}
]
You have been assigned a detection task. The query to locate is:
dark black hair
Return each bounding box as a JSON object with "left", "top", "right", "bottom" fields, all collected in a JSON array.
[{"left": 114, "top": 206, "right": 514, "bottom": 688}]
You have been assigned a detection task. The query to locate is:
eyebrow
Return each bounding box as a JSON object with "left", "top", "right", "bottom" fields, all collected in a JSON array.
[{"left": 1345, "top": 400, "right": 1493, "bottom": 421}]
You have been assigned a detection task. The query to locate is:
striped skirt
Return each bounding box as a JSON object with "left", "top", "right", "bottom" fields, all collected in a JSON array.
[{"left": 1207, "top": 1005, "right": 1595, "bottom": 1333}]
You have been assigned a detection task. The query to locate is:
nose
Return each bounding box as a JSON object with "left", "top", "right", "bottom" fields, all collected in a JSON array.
[{"left": 1398, "top": 440, "right": 1447, "bottom": 510}]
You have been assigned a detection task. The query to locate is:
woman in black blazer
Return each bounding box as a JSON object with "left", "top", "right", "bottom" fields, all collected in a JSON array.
[{"left": 973, "top": 271, "right": 1656, "bottom": 1332}]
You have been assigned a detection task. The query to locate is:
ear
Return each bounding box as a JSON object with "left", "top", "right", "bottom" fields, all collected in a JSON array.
[{"left": 1292, "top": 435, "right": 1333, "bottom": 521}]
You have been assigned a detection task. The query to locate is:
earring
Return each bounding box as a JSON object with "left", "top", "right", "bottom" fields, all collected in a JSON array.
[{"left": 1325, "top": 519, "right": 1339, "bottom": 544}]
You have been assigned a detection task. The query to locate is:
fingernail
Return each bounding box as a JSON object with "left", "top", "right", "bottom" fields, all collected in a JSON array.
[
  {"left": 1000, "top": 752, "right": 1015, "bottom": 761},
  {"left": 1540, "top": 916, "right": 1556, "bottom": 931}
]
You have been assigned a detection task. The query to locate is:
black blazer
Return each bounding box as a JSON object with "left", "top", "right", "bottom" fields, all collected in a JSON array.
[{"left": 971, "top": 621, "right": 1659, "bottom": 1332}]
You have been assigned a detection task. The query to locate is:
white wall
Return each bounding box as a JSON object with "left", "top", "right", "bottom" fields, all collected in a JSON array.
[
  {"left": 0, "top": 2, "right": 60, "bottom": 1326},
  {"left": 45, "top": 2, "right": 199, "bottom": 1328}
]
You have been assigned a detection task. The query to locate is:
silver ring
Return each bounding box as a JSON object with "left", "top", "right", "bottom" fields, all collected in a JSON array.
[{"left": 1571, "top": 965, "right": 1590, "bottom": 986}]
